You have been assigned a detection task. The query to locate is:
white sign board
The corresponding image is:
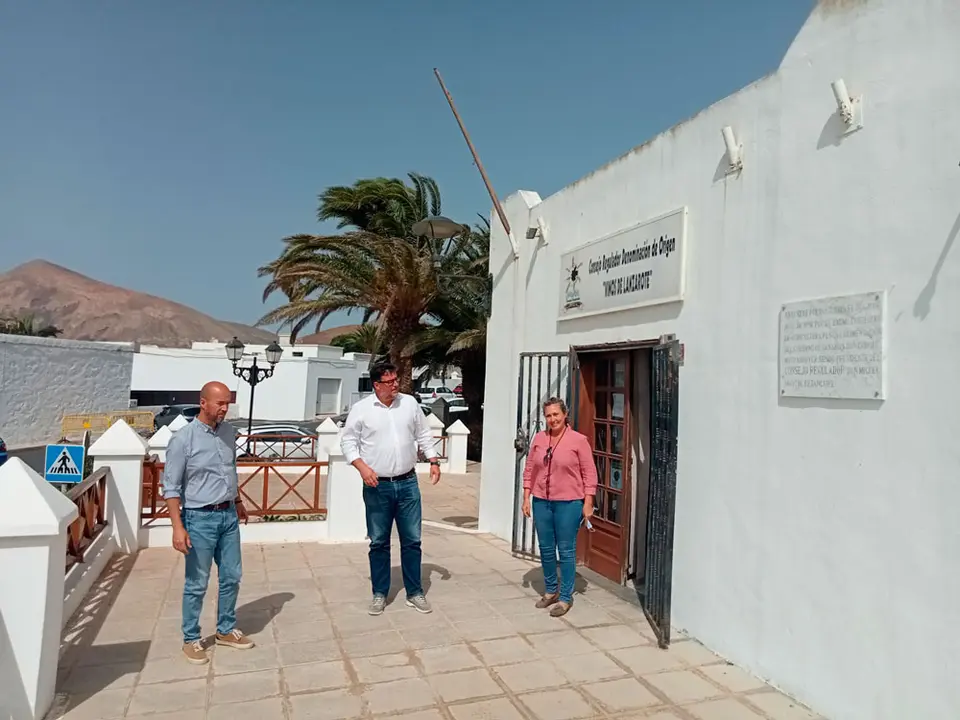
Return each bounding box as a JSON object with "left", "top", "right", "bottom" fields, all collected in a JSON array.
[
  {"left": 558, "top": 207, "right": 687, "bottom": 321},
  {"left": 779, "top": 291, "right": 886, "bottom": 400}
]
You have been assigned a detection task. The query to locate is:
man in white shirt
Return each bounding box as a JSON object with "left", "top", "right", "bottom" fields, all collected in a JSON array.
[{"left": 340, "top": 362, "right": 441, "bottom": 615}]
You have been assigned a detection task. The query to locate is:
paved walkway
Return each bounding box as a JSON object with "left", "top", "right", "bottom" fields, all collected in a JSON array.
[
  {"left": 52, "top": 528, "right": 822, "bottom": 720},
  {"left": 419, "top": 462, "right": 480, "bottom": 530}
]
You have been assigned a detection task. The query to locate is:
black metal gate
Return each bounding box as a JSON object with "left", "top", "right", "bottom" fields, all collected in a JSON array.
[
  {"left": 642, "top": 337, "right": 680, "bottom": 648},
  {"left": 511, "top": 352, "right": 577, "bottom": 558}
]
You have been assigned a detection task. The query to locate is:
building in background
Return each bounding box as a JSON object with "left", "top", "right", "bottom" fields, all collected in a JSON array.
[
  {"left": 479, "top": 2, "right": 960, "bottom": 719},
  {"left": 132, "top": 335, "right": 371, "bottom": 421},
  {"left": 0, "top": 335, "right": 134, "bottom": 447}
]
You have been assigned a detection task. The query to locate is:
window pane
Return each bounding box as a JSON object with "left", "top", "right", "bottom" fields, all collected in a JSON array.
[
  {"left": 610, "top": 459, "right": 623, "bottom": 490},
  {"left": 595, "top": 487, "right": 606, "bottom": 521},
  {"left": 611, "top": 425, "right": 623, "bottom": 454},
  {"left": 595, "top": 455, "right": 607, "bottom": 486},
  {"left": 613, "top": 358, "right": 626, "bottom": 387},
  {"left": 609, "top": 493, "right": 621, "bottom": 524},
  {"left": 611, "top": 392, "right": 625, "bottom": 420},
  {"left": 595, "top": 391, "right": 608, "bottom": 419},
  {"left": 595, "top": 424, "right": 608, "bottom": 452},
  {"left": 596, "top": 360, "right": 609, "bottom": 386}
]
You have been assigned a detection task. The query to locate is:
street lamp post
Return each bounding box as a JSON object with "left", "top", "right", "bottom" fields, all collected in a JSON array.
[{"left": 225, "top": 336, "right": 283, "bottom": 455}]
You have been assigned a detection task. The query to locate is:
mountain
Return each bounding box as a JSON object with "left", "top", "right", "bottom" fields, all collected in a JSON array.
[
  {"left": 0, "top": 260, "right": 275, "bottom": 347},
  {"left": 297, "top": 324, "right": 362, "bottom": 346}
]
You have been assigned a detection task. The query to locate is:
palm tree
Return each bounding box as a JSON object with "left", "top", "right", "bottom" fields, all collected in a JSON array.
[
  {"left": 330, "top": 323, "right": 386, "bottom": 357},
  {"left": 0, "top": 313, "right": 62, "bottom": 337},
  {"left": 259, "top": 172, "right": 472, "bottom": 393}
]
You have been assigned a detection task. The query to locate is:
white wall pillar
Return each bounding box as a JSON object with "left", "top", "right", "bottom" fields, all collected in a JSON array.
[
  {"left": 315, "top": 418, "right": 341, "bottom": 467},
  {"left": 445, "top": 420, "right": 470, "bottom": 474},
  {"left": 325, "top": 453, "right": 367, "bottom": 542},
  {"left": 167, "top": 415, "right": 189, "bottom": 432},
  {"left": 425, "top": 413, "right": 445, "bottom": 457},
  {"left": 89, "top": 419, "right": 148, "bottom": 554},
  {"left": 0, "top": 459, "right": 78, "bottom": 720},
  {"left": 146, "top": 424, "right": 173, "bottom": 462}
]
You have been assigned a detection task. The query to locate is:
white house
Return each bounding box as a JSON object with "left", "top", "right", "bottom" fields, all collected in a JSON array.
[
  {"left": 131, "top": 337, "right": 372, "bottom": 421},
  {"left": 479, "top": 2, "right": 960, "bottom": 719}
]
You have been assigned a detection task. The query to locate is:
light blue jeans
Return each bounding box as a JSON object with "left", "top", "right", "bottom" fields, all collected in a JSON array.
[
  {"left": 532, "top": 497, "right": 583, "bottom": 604},
  {"left": 181, "top": 507, "right": 242, "bottom": 643}
]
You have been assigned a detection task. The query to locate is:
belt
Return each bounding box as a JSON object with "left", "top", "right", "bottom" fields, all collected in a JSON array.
[
  {"left": 186, "top": 501, "right": 234, "bottom": 512},
  {"left": 377, "top": 469, "right": 416, "bottom": 482}
]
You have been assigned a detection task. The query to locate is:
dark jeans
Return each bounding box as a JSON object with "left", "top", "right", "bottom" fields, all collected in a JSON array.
[
  {"left": 362, "top": 473, "right": 423, "bottom": 599},
  {"left": 181, "top": 506, "right": 242, "bottom": 643},
  {"left": 532, "top": 497, "right": 583, "bottom": 604}
]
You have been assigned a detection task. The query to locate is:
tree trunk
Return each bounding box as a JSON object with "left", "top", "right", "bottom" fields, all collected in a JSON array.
[
  {"left": 384, "top": 315, "right": 418, "bottom": 394},
  {"left": 458, "top": 350, "right": 486, "bottom": 461}
]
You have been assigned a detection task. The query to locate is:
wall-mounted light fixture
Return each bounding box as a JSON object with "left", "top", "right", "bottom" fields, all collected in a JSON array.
[
  {"left": 525, "top": 216, "right": 549, "bottom": 244},
  {"left": 830, "top": 78, "right": 863, "bottom": 131},
  {"left": 721, "top": 126, "right": 743, "bottom": 174}
]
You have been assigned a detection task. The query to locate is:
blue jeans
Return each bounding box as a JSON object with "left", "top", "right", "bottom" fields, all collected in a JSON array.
[
  {"left": 532, "top": 497, "right": 583, "bottom": 604},
  {"left": 181, "top": 507, "right": 242, "bottom": 643},
  {"left": 363, "top": 474, "right": 423, "bottom": 598}
]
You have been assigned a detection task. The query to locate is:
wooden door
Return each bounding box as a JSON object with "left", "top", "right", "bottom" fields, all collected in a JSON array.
[{"left": 579, "top": 353, "right": 632, "bottom": 583}]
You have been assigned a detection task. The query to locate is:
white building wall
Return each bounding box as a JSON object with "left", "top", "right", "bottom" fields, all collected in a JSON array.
[
  {"left": 0, "top": 335, "right": 134, "bottom": 448},
  {"left": 481, "top": 2, "right": 960, "bottom": 719}
]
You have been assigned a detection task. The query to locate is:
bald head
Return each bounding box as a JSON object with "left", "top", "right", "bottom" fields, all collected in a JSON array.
[{"left": 199, "top": 381, "right": 232, "bottom": 425}]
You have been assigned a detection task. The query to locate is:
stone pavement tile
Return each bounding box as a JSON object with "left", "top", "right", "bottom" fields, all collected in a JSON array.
[
  {"left": 277, "top": 639, "right": 342, "bottom": 667},
  {"left": 645, "top": 670, "right": 724, "bottom": 705},
  {"left": 562, "top": 606, "right": 620, "bottom": 629},
  {"left": 441, "top": 600, "right": 501, "bottom": 622},
  {"left": 472, "top": 636, "right": 539, "bottom": 665},
  {"left": 275, "top": 618, "right": 336, "bottom": 643},
  {"left": 644, "top": 713, "right": 685, "bottom": 720},
  {"left": 389, "top": 606, "right": 448, "bottom": 629},
  {"left": 128, "top": 677, "right": 207, "bottom": 716},
  {"left": 126, "top": 710, "right": 206, "bottom": 720},
  {"left": 289, "top": 687, "right": 364, "bottom": 719},
  {"left": 400, "top": 623, "right": 463, "bottom": 650},
  {"left": 341, "top": 628, "right": 408, "bottom": 658},
  {"left": 363, "top": 677, "right": 437, "bottom": 715},
  {"left": 138, "top": 656, "right": 210, "bottom": 685},
  {"left": 475, "top": 583, "right": 529, "bottom": 601},
  {"left": 212, "top": 643, "right": 281, "bottom": 675},
  {"left": 742, "top": 691, "right": 823, "bottom": 719},
  {"left": 688, "top": 698, "right": 767, "bottom": 720},
  {"left": 352, "top": 652, "right": 419, "bottom": 684},
  {"left": 57, "top": 687, "right": 132, "bottom": 720},
  {"left": 208, "top": 697, "right": 285, "bottom": 719},
  {"left": 267, "top": 566, "right": 314, "bottom": 582},
  {"left": 332, "top": 613, "right": 392, "bottom": 637},
  {"left": 580, "top": 623, "right": 651, "bottom": 651},
  {"left": 555, "top": 650, "right": 628, "bottom": 684},
  {"left": 492, "top": 596, "right": 544, "bottom": 616},
  {"left": 492, "top": 661, "right": 568, "bottom": 693},
  {"left": 375, "top": 709, "right": 445, "bottom": 720},
  {"left": 527, "top": 629, "right": 596, "bottom": 657},
  {"left": 517, "top": 688, "right": 598, "bottom": 720},
  {"left": 427, "top": 667, "right": 503, "bottom": 703},
  {"left": 699, "top": 664, "right": 768, "bottom": 693},
  {"left": 284, "top": 659, "right": 351, "bottom": 693},
  {"left": 453, "top": 617, "right": 515, "bottom": 642},
  {"left": 69, "top": 642, "right": 150, "bottom": 669},
  {"left": 511, "top": 611, "right": 566, "bottom": 635},
  {"left": 448, "top": 697, "right": 526, "bottom": 719},
  {"left": 610, "top": 645, "right": 685, "bottom": 675},
  {"left": 417, "top": 643, "right": 482, "bottom": 674},
  {"left": 581, "top": 677, "right": 662, "bottom": 712},
  {"left": 211, "top": 668, "right": 281, "bottom": 705},
  {"left": 670, "top": 639, "right": 724, "bottom": 667},
  {"left": 60, "top": 661, "right": 140, "bottom": 693}
]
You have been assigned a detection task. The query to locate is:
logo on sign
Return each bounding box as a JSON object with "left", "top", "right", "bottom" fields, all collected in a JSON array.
[{"left": 564, "top": 258, "right": 582, "bottom": 311}]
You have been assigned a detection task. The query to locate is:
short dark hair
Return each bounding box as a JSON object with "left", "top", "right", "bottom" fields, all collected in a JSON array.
[{"left": 369, "top": 362, "right": 398, "bottom": 384}]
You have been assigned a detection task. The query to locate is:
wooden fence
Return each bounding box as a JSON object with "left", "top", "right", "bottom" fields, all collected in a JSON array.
[{"left": 66, "top": 468, "right": 109, "bottom": 571}]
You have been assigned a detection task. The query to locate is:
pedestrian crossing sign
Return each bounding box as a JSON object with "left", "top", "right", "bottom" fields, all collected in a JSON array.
[{"left": 44, "top": 443, "right": 86, "bottom": 484}]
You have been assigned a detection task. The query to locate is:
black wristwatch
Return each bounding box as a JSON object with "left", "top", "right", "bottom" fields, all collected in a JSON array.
[{"left": 429, "top": 460, "right": 440, "bottom": 467}]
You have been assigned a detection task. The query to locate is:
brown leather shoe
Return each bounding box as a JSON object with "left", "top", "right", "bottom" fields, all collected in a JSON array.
[
  {"left": 215, "top": 629, "right": 255, "bottom": 649},
  {"left": 549, "top": 601, "right": 571, "bottom": 617},
  {"left": 182, "top": 640, "right": 209, "bottom": 665},
  {"left": 535, "top": 593, "right": 559, "bottom": 609}
]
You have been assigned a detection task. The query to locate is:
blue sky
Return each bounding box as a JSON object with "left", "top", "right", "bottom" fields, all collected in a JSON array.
[{"left": 0, "top": 1, "right": 813, "bottom": 330}]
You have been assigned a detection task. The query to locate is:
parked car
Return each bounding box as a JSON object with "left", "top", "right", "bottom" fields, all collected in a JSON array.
[
  {"left": 422, "top": 386, "right": 458, "bottom": 402},
  {"left": 154, "top": 404, "right": 201, "bottom": 429},
  {"left": 0, "top": 435, "right": 7, "bottom": 467},
  {"left": 236, "top": 424, "right": 315, "bottom": 460},
  {"left": 453, "top": 384, "right": 463, "bottom": 395}
]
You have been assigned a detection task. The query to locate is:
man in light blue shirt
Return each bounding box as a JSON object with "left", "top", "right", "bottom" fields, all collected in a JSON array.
[{"left": 163, "top": 381, "right": 252, "bottom": 664}]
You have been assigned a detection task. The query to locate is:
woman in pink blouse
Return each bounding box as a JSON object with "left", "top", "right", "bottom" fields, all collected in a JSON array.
[{"left": 522, "top": 397, "right": 598, "bottom": 616}]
